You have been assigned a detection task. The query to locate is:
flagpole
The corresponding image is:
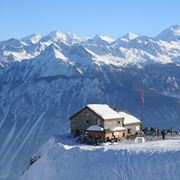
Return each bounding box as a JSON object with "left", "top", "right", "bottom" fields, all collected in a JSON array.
[{"left": 141, "top": 89, "right": 144, "bottom": 124}]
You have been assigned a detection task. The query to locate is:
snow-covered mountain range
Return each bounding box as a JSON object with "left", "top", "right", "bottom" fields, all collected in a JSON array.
[
  {"left": 1, "top": 25, "right": 180, "bottom": 68},
  {"left": 0, "top": 25, "right": 180, "bottom": 180}
]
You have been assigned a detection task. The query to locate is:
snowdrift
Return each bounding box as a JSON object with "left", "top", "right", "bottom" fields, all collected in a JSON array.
[{"left": 21, "top": 138, "right": 180, "bottom": 180}]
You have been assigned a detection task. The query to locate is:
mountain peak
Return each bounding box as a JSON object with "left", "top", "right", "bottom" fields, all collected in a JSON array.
[
  {"left": 170, "top": 24, "right": 180, "bottom": 30},
  {"left": 95, "top": 35, "right": 114, "bottom": 43},
  {"left": 122, "top": 33, "right": 139, "bottom": 40},
  {"left": 88, "top": 35, "right": 114, "bottom": 45},
  {"left": 47, "top": 31, "right": 86, "bottom": 44},
  {"left": 21, "top": 33, "right": 42, "bottom": 44},
  {"left": 157, "top": 25, "right": 180, "bottom": 41},
  {"left": 48, "top": 31, "right": 67, "bottom": 41}
]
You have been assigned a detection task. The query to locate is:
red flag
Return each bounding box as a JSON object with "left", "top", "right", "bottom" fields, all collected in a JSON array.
[{"left": 141, "top": 89, "right": 144, "bottom": 104}]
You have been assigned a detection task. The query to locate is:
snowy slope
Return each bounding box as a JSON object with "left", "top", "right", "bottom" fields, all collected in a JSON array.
[
  {"left": 0, "top": 25, "right": 180, "bottom": 180},
  {"left": 21, "top": 137, "right": 180, "bottom": 180}
]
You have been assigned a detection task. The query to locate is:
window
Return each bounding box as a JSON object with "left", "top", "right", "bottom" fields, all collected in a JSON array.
[
  {"left": 96, "top": 120, "right": 100, "bottom": 125},
  {"left": 118, "top": 121, "right": 120, "bottom": 124},
  {"left": 127, "top": 128, "right": 131, "bottom": 134},
  {"left": 86, "top": 120, "right": 89, "bottom": 125}
]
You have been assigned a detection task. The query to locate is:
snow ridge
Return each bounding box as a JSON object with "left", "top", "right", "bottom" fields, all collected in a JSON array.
[{"left": 21, "top": 137, "right": 180, "bottom": 180}]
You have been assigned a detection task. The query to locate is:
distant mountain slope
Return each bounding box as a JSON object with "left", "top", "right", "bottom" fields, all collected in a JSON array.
[{"left": 0, "top": 25, "right": 180, "bottom": 180}]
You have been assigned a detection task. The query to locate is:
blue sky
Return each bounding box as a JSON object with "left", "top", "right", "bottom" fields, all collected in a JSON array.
[{"left": 0, "top": 0, "right": 180, "bottom": 40}]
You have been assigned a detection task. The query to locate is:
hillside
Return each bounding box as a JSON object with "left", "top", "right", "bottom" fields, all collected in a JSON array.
[
  {"left": 0, "top": 25, "right": 180, "bottom": 180},
  {"left": 21, "top": 137, "right": 180, "bottom": 180}
]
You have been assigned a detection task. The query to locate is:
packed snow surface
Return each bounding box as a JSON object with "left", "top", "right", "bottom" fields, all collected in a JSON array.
[
  {"left": 87, "top": 104, "right": 122, "bottom": 120},
  {"left": 21, "top": 137, "right": 180, "bottom": 180}
]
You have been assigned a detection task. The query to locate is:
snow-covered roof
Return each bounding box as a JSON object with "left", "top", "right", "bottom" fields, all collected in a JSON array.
[
  {"left": 87, "top": 125, "right": 104, "bottom": 131},
  {"left": 110, "top": 126, "right": 126, "bottom": 132},
  {"left": 118, "top": 112, "right": 141, "bottom": 125},
  {"left": 87, "top": 104, "right": 122, "bottom": 120}
]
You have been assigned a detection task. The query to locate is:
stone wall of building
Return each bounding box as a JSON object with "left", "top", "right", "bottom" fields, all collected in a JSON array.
[
  {"left": 70, "top": 107, "right": 125, "bottom": 137},
  {"left": 70, "top": 107, "right": 104, "bottom": 136}
]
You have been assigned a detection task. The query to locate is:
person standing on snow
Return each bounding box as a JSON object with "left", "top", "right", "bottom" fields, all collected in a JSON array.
[{"left": 161, "top": 130, "right": 166, "bottom": 140}]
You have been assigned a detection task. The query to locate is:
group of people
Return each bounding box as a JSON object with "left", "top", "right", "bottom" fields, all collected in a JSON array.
[{"left": 142, "top": 127, "right": 171, "bottom": 140}]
